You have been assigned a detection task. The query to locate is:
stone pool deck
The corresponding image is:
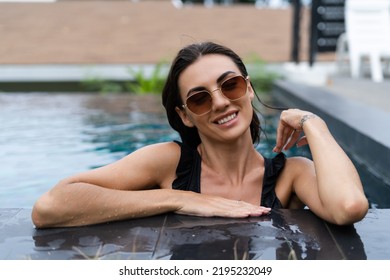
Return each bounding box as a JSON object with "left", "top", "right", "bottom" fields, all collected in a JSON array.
[{"left": 1, "top": 208, "right": 390, "bottom": 260}]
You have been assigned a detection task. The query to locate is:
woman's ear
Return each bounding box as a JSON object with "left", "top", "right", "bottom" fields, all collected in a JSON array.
[
  {"left": 175, "top": 107, "right": 195, "bottom": 128},
  {"left": 247, "top": 76, "right": 255, "bottom": 101}
]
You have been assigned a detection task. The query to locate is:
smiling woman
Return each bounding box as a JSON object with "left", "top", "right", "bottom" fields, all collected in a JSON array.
[{"left": 31, "top": 41, "right": 369, "bottom": 228}]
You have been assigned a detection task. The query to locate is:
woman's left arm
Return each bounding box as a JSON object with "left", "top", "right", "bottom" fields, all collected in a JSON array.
[{"left": 274, "top": 109, "right": 369, "bottom": 225}]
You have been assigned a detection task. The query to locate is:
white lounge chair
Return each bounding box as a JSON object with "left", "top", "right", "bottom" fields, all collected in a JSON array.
[
  {"left": 171, "top": 0, "right": 233, "bottom": 8},
  {"left": 335, "top": 32, "right": 350, "bottom": 75},
  {"left": 345, "top": 0, "right": 390, "bottom": 82}
]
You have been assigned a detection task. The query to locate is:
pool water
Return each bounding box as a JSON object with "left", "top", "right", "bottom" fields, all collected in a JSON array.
[
  {"left": 0, "top": 93, "right": 175, "bottom": 208},
  {"left": 0, "top": 93, "right": 386, "bottom": 208}
]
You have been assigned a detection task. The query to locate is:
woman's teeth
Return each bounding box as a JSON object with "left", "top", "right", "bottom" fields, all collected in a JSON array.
[{"left": 217, "top": 113, "right": 237, "bottom": 125}]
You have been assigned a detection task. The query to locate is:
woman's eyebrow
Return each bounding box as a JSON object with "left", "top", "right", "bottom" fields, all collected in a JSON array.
[
  {"left": 186, "top": 86, "right": 207, "bottom": 97},
  {"left": 216, "top": 71, "right": 236, "bottom": 84},
  {"left": 186, "top": 71, "right": 237, "bottom": 96}
]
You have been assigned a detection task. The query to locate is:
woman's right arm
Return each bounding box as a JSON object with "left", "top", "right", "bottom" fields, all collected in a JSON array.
[
  {"left": 32, "top": 142, "right": 270, "bottom": 228},
  {"left": 31, "top": 142, "right": 182, "bottom": 228},
  {"left": 32, "top": 184, "right": 187, "bottom": 228}
]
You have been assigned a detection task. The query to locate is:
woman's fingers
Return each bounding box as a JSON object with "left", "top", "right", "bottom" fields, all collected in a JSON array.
[
  {"left": 224, "top": 200, "right": 271, "bottom": 218},
  {"left": 281, "top": 125, "right": 292, "bottom": 148},
  {"left": 175, "top": 193, "right": 271, "bottom": 218},
  {"left": 206, "top": 198, "right": 271, "bottom": 218},
  {"left": 274, "top": 108, "right": 314, "bottom": 152},
  {"left": 274, "top": 120, "right": 290, "bottom": 152},
  {"left": 296, "top": 136, "right": 308, "bottom": 147},
  {"left": 274, "top": 123, "right": 301, "bottom": 152},
  {"left": 283, "top": 129, "right": 302, "bottom": 150}
]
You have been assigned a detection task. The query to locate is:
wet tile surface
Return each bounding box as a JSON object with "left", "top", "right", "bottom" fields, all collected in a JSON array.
[{"left": 0, "top": 209, "right": 388, "bottom": 260}]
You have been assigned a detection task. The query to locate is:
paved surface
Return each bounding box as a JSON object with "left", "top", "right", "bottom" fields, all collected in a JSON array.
[
  {"left": 325, "top": 75, "right": 390, "bottom": 113},
  {"left": 2, "top": 208, "right": 390, "bottom": 260},
  {"left": 276, "top": 62, "right": 390, "bottom": 114}
]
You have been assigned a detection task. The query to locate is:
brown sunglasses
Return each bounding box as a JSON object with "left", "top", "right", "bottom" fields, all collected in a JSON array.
[{"left": 182, "top": 75, "right": 249, "bottom": 115}]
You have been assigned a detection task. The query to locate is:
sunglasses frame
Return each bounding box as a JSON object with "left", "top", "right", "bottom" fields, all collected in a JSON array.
[{"left": 181, "top": 75, "right": 249, "bottom": 116}]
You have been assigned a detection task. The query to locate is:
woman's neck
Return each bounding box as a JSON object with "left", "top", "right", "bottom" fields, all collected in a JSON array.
[{"left": 197, "top": 136, "right": 263, "bottom": 186}]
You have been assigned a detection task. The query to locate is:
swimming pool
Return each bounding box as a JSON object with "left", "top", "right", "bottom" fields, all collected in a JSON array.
[{"left": 0, "top": 92, "right": 386, "bottom": 208}]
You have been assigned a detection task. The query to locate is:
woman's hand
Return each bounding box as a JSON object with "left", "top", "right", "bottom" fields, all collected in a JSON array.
[
  {"left": 273, "top": 109, "right": 316, "bottom": 153},
  {"left": 273, "top": 109, "right": 368, "bottom": 225},
  {"left": 174, "top": 191, "right": 271, "bottom": 218}
]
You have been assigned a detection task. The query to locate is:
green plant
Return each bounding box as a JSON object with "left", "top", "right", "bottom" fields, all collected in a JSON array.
[
  {"left": 125, "top": 62, "right": 167, "bottom": 95},
  {"left": 244, "top": 53, "right": 282, "bottom": 94},
  {"left": 81, "top": 61, "right": 168, "bottom": 95},
  {"left": 81, "top": 76, "right": 124, "bottom": 94}
]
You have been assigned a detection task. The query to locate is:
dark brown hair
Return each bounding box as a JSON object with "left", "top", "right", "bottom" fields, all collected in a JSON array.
[{"left": 162, "top": 41, "right": 261, "bottom": 148}]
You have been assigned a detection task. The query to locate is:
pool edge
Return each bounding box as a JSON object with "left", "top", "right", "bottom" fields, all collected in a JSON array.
[{"left": 272, "top": 79, "right": 390, "bottom": 185}]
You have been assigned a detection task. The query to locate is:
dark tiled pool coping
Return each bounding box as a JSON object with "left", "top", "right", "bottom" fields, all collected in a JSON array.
[{"left": 1, "top": 208, "right": 389, "bottom": 260}]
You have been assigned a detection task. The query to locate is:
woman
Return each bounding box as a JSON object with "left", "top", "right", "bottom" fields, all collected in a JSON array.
[{"left": 32, "top": 42, "right": 368, "bottom": 228}]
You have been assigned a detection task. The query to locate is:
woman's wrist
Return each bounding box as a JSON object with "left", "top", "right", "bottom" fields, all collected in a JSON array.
[
  {"left": 299, "top": 114, "right": 329, "bottom": 139},
  {"left": 299, "top": 114, "right": 317, "bottom": 129}
]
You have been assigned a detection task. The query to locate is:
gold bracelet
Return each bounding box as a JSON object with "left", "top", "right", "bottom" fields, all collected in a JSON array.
[{"left": 299, "top": 114, "right": 316, "bottom": 129}]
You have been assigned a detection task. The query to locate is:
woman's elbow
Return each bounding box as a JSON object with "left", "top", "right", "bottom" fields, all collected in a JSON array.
[
  {"left": 333, "top": 196, "right": 369, "bottom": 225},
  {"left": 31, "top": 192, "right": 63, "bottom": 228}
]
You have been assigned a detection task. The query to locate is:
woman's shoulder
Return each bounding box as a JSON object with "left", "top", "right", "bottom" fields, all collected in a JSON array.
[
  {"left": 142, "top": 141, "right": 182, "bottom": 150},
  {"left": 278, "top": 156, "right": 314, "bottom": 183},
  {"left": 119, "top": 142, "right": 183, "bottom": 189},
  {"left": 284, "top": 156, "right": 313, "bottom": 170},
  {"left": 132, "top": 141, "right": 182, "bottom": 160},
  {"left": 274, "top": 155, "right": 314, "bottom": 207},
  {"left": 262, "top": 153, "right": 312, "bottom": 176},
  {"left": 119, "top": 142, "right": 182, "bottom": 172}
]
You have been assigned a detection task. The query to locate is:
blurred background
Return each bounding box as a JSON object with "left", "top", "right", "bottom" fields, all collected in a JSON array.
[
  {"left": 0, "top": 0, "right": 389, "bottom": 209},
  {"left": 0, "top": 0, "right": 320, "bottom": 64}
]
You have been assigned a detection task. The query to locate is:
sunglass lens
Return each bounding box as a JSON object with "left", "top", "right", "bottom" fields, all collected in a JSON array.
[
  {"left": 187, "top": 91, "right": 212, "bottom": 115},
  {"left": 221, "top": 76, "right": 247, "bottom": 100}
]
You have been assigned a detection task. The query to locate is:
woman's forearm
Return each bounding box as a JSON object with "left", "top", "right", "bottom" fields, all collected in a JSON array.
[
  {"left": 32, "top": 182, "right": 180, "bottom": 228},
  {"left": 32, "top": 180, "right": 271, "bottom": 228},
  {"left": 303, "top": 117, "right": 368, "bottom": 223}
]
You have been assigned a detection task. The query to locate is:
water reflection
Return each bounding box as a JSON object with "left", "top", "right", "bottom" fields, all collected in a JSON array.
[
  {"left": 80, "top": 94, "right": 179, "bottom": 163},
  {"left": 28, "top": 210, "right": 366, "bottom": 260}
]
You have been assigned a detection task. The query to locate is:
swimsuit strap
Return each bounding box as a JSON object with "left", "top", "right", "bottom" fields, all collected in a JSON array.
[{"left": 172, "top": 141, "right": 285, "bottom": 208}]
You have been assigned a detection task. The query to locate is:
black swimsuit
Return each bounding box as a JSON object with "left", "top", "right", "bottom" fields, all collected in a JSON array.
[{"left": 171, "top": 141, "right": 286, "bottom": 208}]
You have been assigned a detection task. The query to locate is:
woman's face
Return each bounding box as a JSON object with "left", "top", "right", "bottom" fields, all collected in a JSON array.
[{"left": 176, "top": 54, "right": 255, "bottom": 145}]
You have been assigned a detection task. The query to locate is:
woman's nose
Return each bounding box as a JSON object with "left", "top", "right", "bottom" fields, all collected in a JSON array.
[{"left": 211, "top": 89, "right": 230, "bottom": 111}]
